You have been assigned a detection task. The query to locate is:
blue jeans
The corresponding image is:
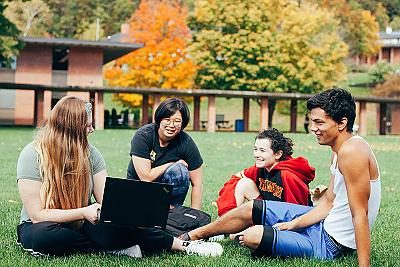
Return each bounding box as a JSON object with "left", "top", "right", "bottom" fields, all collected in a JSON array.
[{"left": 159, "top": 163, "right": 190, "bottom": 206}]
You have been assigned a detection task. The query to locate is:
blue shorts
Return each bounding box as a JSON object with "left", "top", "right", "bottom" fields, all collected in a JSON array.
[
  {"left": 159, "top": 163, "right": 190, "bottom": 206},
  {"left": 252, "top": 200, "right": 353, "bottom": 260}
]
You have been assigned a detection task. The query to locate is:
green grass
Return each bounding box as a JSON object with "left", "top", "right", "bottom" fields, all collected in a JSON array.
[{"left": 0, "top": 128, "right": 399, "bottom": 266}]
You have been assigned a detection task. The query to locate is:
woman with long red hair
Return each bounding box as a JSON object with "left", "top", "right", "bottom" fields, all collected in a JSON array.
[{"left": 16, "top": 96, "right": 222, "bottom": 257}]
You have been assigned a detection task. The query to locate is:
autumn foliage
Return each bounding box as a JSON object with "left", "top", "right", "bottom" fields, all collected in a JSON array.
[
  {"left": 374, "top": 74, "right": 400, "bottom": 98},
  {"left": 319, "top": 0, "right": 380, "bottom": 58},
  {"left": 104, "top": 0, "right": 196, "bottom": 108}
]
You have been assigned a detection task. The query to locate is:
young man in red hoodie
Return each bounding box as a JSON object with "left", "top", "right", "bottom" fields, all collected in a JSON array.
[{"left": 216, "top": 128, "right": 315, "bottom": 217}]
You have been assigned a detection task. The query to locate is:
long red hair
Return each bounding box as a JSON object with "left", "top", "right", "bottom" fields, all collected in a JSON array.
[{"left": 34, "top": 96, "right": 90, "bottom": 211}]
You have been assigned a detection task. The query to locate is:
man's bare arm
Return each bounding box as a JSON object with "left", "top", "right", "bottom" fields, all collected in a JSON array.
[{"left": 338, "top": 140, "right": 371, "bottom": 267}]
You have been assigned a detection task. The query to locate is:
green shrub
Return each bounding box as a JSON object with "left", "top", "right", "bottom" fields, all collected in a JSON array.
[{"left": 368, "top": 60, "right": 393, "bottom": 83}]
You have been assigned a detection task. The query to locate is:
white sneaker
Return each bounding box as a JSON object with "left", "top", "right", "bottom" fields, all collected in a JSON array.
[
  {"left": 208, "top": 234, "right": 225, "bottom": 242},
  {"left": 183, "top": 240, "right": 223, "bottom": 257},
  {"left": 109, "top": 244, "right": 142, "bottom": 258}
]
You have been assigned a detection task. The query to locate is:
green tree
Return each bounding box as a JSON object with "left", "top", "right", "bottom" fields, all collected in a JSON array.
[
  {"left": 390, "top": 16, "right": 400, "bottom": 31},
  {"left": 5, "top": 0, "right": 52, "bottom": 37},
  {"left": 374, "top": 2, "right": 390, "bottom": 30},
  {"left": 0, "top": 1, "right": 24, "bottom": 68},
  {"left": 357, "top": 0, "right": 400, "bottom": 21},
  {"left": 189, "top": 0, "right": 348, "bottom": 125},
  {"left": 44, "top": 0, "right": 139, "bottom": 39}
]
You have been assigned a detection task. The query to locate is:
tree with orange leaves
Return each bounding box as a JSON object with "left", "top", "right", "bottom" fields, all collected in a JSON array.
[{"left": 104, "top": 0, "right": 196, "bottom": 108}]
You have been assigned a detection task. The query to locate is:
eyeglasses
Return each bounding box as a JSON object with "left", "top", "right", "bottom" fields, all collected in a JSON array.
[{"left": 161, "top": 118, "right": 183, "bottom": 127}]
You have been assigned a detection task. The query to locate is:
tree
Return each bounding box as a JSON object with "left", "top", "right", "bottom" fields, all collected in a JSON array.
[
  {"left": 390, "top": 16, "right": 400, "bottom": 31},
  {"left": 189, "top": 0, "right": 348, "bottom": 124},
  {"left": 356, "top": 0, "right": 400, "bottom": 21},
  {"left": 104, "top": 0, "right": 197, "bottom": 108},
  {"left": 0, "top": 1, "right": 24, "bottom": 68},
  {"left": 374, "top": 2, "right": 390, "bottom": 31},
  {"left": 44, "top": 0, "right": 138, "bottom": 39},
  {"left": 4, "top": 0, "right": 52, "bottom": 37},
  {"left": 319, "top": 0, "right": 380, "bottom": 59}
]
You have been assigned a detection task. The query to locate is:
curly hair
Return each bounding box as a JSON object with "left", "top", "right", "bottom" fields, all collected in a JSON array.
[
  {"left": 306, "top": 88, "right": 356, "bottom": 132},
  {"left": 256, "top": 128, "right": 293, "bottom": 161}
]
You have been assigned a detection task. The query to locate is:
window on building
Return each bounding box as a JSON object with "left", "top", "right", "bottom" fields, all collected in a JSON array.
[
  {"left": 0, "top": 56, "right": 17, "bottom": 70},
  {"left": 52, "top": 47, "right": 69, "bottom": 70}
]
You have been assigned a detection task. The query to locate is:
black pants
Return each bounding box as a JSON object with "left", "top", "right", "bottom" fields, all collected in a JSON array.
[{"left": 17, "top": 221, "right": 174, "bottom": 256}]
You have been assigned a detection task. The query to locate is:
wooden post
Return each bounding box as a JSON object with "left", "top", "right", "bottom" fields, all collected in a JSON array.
[
  {"left": 193, "top": 96, "right": 200, "bottom": 131},
  {"left": 152, "top": 93, "right": 161, "bottom": 122},
  {"left": 207, "top": 95, "right": 216, "bottom": 133},
  {"left": 379, "top": 103, "right": 387, "bottom": 135},
  {"left": 290, "top": 99, "right": 297, "bottom": 133},
  {"left": 94, "top": 92, "right": 104, "bottom": 130},
  {"left": 390, "top": 48, "right": 395, "bottom": 64},
  {"left": 243, "top": 97, "right": 250, "bottom": 132},
  {"left": 34, "top": 90, "right": 45, "bottom": 127},
  {"left": 390, "top": 104, "right": 400, "bottom": 134},
  {"left": 359, "top": 101, "right": 367, "bottom": 136},
  {"left": 141, "top": 94, "right": 149, "bottom": 126},
  {"left": 260, "top": 96, "right": 269, "bottom": 130},
  {"left": 89, "top": 92, "right": 96, "bottom": 128}
]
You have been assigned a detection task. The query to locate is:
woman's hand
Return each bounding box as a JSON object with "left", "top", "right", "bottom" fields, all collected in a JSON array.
[
  {"left": 82, "top": 203, "right": 101, "bottom": 225},
  {"left": 176, "top": 159, "right": 188, "bottom": 168}
]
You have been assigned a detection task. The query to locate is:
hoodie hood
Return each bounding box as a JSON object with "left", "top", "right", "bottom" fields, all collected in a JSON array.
[{"left": 271, "top": 156, "right": 315, "bottom": 184}]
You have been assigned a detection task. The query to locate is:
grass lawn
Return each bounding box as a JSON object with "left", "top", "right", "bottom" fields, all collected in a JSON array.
[{"left": 1, "top": 128, "right": 399, "bottom": 266}]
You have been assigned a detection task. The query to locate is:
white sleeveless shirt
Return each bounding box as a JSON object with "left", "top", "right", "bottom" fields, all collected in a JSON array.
[{"left": 324, "top": 136, "right": 381, "bottom": 249}]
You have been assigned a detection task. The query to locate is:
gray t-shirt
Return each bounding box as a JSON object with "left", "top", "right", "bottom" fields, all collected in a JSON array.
[{"left": 17, "top": 141, "right": 106, "bottom": 223}]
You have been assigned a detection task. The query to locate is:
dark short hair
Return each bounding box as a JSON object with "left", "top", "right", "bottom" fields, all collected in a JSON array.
[
  {"left": 256, "top": 128, "right": 293, "bottom": 161},
  {"left": 306, "top": 88, "right": 356, "bottom": 132},
  {"left": 154, "top": 98, "right": 190, "bottom": 129}
]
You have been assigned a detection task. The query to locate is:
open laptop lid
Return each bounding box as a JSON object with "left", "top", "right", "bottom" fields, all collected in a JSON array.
[{"left": 99, "top": 177, "right": 173, "bottom": 228}]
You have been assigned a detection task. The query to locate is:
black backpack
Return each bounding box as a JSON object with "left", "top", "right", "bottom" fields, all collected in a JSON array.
[{"left": 165, "top": 205, "right": 211, "bottom": 237}]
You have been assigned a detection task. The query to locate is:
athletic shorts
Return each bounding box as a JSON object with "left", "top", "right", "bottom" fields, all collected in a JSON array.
[{"left": 251, "top": 200, "right": 354, "bottom": 259}]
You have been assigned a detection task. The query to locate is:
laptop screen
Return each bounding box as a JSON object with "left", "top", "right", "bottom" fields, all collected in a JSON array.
[{"left": 99, "top": 177, "right": 173, "bottom": 228}]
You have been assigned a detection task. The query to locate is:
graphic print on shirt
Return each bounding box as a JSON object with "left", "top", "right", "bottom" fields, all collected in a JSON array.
[
  {"left": 258, "top": 178, "right": 284, "bottom": 199},
  {"left": 150, "top": 150, "right": 156, "bottom": 162}
]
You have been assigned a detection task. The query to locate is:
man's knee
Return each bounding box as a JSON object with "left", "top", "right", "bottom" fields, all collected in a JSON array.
[
  {"left": 236, "top": 200, "right": 254, "bottom": 221},
  {"left": 251, "top": 226, "right": 274, "bottom": 257},
  {"left": 243, "top": 225, "right": 264, "bottom": 250}
]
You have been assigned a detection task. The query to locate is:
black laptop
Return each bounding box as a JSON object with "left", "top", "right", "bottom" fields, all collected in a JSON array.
[{"left": 99, "top": 177, "right": 173, "bottom": 228}]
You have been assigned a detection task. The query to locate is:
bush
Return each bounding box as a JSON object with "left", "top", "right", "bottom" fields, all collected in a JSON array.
[
  {"left": 373, "top": 74, "right": 400, "bottom": 97},
  {"left": 368, "top": 60, "right": 393, "bottom": 84}
]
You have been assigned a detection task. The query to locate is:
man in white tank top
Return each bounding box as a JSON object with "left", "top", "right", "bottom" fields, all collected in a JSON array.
[{"left": 181, "top": 89, "right": 380, "bottom": 267}]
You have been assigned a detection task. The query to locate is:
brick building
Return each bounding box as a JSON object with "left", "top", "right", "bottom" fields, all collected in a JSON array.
[{"left": 0, "top": 37, "right": 141, "bottom": 129}]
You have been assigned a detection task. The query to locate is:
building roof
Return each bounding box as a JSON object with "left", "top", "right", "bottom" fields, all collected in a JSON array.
[
  {"left": 21, "top": 37, "right": 143, "bottom": 64},
  {"left": 379, "top": 32, "right": 400, "bottom": 47}
]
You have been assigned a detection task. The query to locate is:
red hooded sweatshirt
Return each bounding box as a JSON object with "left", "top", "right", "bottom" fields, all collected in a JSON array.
[{"left": 216, "top": 156, "right": 315, "bottom": 217}]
